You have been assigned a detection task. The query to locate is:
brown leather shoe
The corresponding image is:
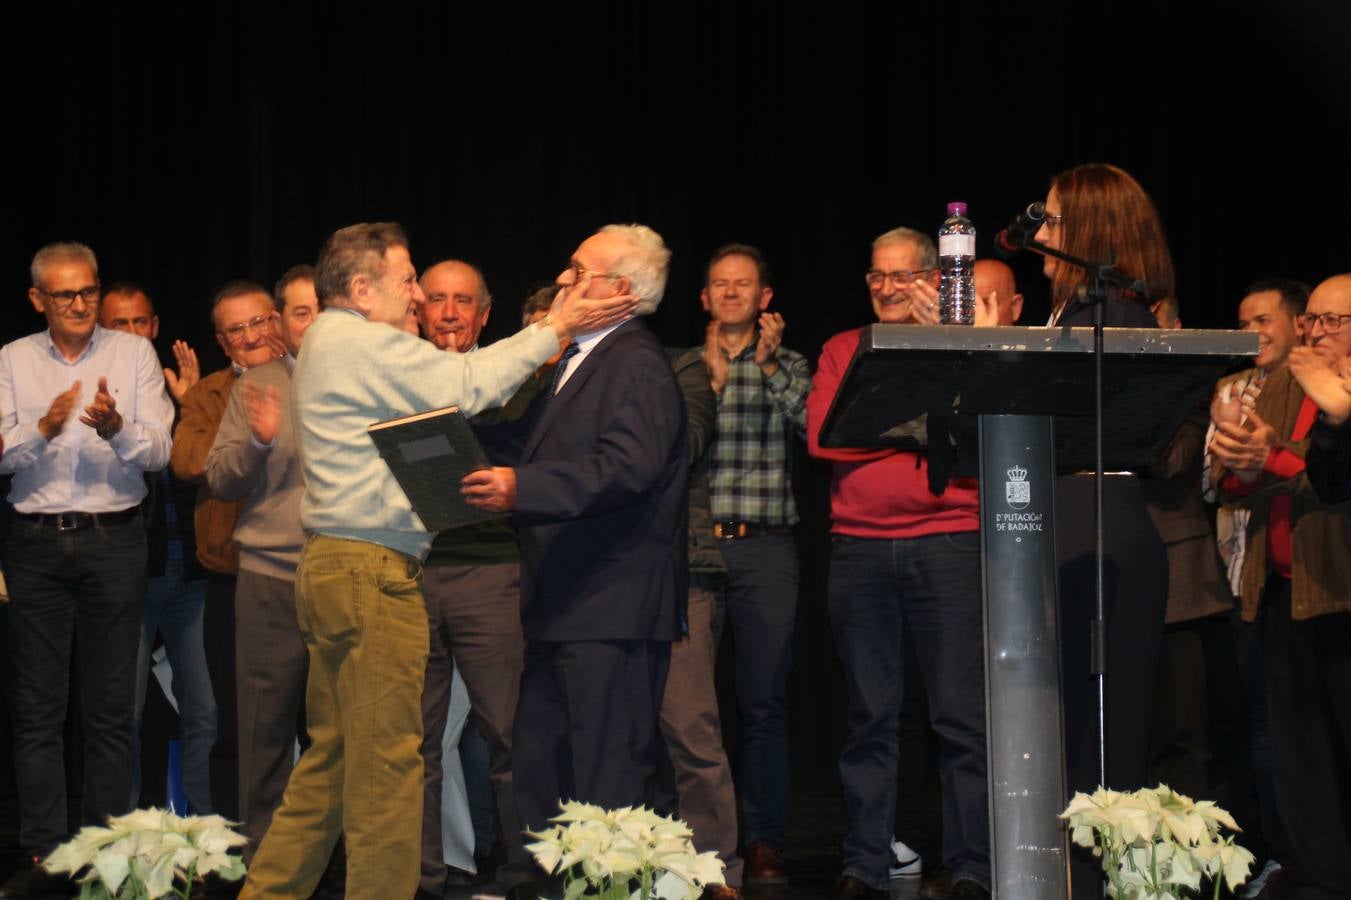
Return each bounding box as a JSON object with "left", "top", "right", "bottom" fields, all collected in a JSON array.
[
  {"left": 826, "top": 875, "right": 887, "bottom": 899},
  {"left": 743, "top": 840, "right": 787, "bottom": 883},
  {"left": 702, "top": 885, "right": 743, "bottom": 900}
]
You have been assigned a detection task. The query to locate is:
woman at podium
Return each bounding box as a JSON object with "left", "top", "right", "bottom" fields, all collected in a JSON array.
[{"left": 1034, "top": 162, "right": 1172, "bottom": 898}]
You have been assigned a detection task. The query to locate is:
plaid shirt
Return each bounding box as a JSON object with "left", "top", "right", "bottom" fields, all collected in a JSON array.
[{"left": 707, "top": 343, "right": 810, "bottom": 526}]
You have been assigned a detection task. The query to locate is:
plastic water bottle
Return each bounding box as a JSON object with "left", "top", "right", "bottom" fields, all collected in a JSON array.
[{"left": 939, "top": 202, "right": 976, "bottom": 324}]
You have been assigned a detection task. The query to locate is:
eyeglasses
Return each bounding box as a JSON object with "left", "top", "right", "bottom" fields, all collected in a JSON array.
[
  {"left": 218, "top": 314, "right": 276, "bottom": 343},
  {"left": 559, "top": 262, "right": 623, "bottom": 287},
  {"left": 1298, "top": 312, "right": 1351, "bottom": 334},
  {"left": 865, "top": 269, "right": 936, "bottom": 289},
  {"left": 1042, "top": 212, "right": 1065, "bottom": 232},
  {"left": 38, "top": 285, "right": 101, "bottom": 309}
]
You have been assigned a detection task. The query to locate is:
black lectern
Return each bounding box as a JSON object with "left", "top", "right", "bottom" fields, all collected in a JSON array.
[{"left": 818, "top": 323, "right": 1255, "bottom": 899}]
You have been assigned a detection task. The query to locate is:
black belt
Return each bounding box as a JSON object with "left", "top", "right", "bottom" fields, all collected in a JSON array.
[
  {"left": 712, "top": 521, "right": 793, "bottom": 541},
  {"left": 18, "top": 508, "right": 139, "bottom": 531}
]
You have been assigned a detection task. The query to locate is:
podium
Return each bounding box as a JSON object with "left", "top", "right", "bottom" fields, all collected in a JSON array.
[{"left": 818, "top": 323, "right": 1255, "bottom": 899}]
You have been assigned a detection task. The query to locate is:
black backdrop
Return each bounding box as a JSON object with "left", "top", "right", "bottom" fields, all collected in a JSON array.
[
  {"left": 5, "top": 2, "right": 1350, "bottom": 797},
  {"left": 7, "top": 2, "right": 1349, "bottom": 358}
]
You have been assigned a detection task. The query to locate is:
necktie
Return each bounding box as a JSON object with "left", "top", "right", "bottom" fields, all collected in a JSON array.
[{"left": 549, "top": 341, "right": 582, "bottom": 397}]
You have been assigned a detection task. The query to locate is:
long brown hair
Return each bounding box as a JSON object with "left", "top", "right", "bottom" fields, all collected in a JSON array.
[{"left": 1048, "top": 163, "right": 1175, "bottom": 315}]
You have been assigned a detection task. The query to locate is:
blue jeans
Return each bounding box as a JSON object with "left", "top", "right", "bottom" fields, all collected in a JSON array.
[
  {"left": 2, "top": 513, "right": 146, "bottom": 853},
  {"left": 134, "top": 561, "right": 216, "bottom": 814},
  {"left": 828, "top": 532, "right": 989, "bottom": 891},
  {"left": 718, "top": 534, "right": 798, "bottom": 849}
]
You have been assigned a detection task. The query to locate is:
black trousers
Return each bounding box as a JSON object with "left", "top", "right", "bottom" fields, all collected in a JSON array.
[
  {"left": 1262, "top": 579, "right": 1351, "bottom": 900},
  {"left": 1, "top": 515, "right": 146, "bottom": 853},
  {"left": 1056, "top": 475, "right": 1168, "bottom": 900},
  {"left": 203, "top": 573, "right": 239, "bottom": 822}
]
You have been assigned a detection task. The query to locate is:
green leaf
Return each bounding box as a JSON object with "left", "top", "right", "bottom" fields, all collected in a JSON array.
[{"left": 564, "top": 876, "right": 590, "bottom": 900}]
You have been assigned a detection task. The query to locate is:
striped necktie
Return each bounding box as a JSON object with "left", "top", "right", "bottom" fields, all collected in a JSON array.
[{"left": 548, "top": 341, "right": 582, "bottom": 397}]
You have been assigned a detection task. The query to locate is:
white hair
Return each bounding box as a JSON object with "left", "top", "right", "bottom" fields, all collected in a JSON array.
[
  {"left": 31, "top": 241, "right": 98, "bottom": 287},
  {"left": 599, "top": 224, "right": 671, "bottom": 315}
]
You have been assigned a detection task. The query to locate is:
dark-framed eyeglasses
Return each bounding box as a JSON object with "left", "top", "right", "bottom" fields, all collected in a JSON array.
[
  {"left": 865, "top": 269, "right": 936, "bottom": 289},
  {"left": 218, "top": 314, "right": 276, "bottom": 343},
  {"left": 38, "top": 285, "right": 101, "bottom": 309},
  {"left": 1298, "top": 312, "right": 1351, "bottom": 334}
]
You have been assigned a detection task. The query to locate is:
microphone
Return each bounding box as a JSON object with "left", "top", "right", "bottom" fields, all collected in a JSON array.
[{"left": 993, "top": 201, "right": 1047, "bottom": 258}]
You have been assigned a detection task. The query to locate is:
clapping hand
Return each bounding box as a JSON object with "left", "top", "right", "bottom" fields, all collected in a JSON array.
[
  {"left": 243, "top": 383, "right": 283, "bottom": 445},
  {"left": 79, "top": 377, "right": 124, "bottom": 440},
  {"left": 1288, "top": 346, "right": 1351, "bottom": 426},
  {"left": 38, "top": 381, "right": 82, "bottom": 440}
]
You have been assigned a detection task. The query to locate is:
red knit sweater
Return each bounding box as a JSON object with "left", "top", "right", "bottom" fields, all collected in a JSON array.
[{"left": 807, "top": 328, "right": 980, "bottom": 538}]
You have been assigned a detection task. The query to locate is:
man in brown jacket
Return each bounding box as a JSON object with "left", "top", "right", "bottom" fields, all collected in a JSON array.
[
  {"left": 1210, "top": 273, "right": 1351, "bottom": 900},
  {"left": 170, "top": 280, "right": 284, "bottom": 820}
]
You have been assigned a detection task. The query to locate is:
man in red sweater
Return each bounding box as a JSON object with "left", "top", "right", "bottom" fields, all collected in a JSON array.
[{"left": 807, "top": 228, "right": 989, "bottom": 900}]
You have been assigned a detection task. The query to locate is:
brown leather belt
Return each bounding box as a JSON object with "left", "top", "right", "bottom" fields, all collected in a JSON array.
[{"left": 712, "top": 521, "right": 793, "bottom": 541}]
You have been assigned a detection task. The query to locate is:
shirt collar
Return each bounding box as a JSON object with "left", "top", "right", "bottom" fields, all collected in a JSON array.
[
  {"left": 716, "top": 327, "right": 758, "bottom": 361},
  {"left": 42, "top": 325, "right": 101, "bottom": 363},
  {"left": 574, "top": 317, "right": 629, "bottom": 353}
]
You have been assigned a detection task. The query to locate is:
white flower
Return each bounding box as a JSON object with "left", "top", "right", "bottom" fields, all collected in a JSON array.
[
  {"left": 529, "top": 804, "right": 726, "bottom": 898},
  {"left": 42, "top": 807, "right": 248, "bottom": 899},
  {"left": 1060, "top": 785, "right": 1252, "bottom": 899}
]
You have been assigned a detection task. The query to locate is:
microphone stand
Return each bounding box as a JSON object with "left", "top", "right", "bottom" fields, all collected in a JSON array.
[{"left": 1019, "top": 237, "right": 1144, "bottom": 791}]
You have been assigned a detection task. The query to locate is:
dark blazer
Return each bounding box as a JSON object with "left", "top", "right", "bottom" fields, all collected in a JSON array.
[
  {"left": 1141, "top": 407, "right": 1233, "bottom": 624},
  {"left": 513, "top": 319, "right": 688, "bottom": 642}
]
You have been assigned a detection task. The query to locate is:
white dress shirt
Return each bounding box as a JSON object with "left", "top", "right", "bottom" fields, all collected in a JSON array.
[{"left": 553, "top": 319, "right": 629, "bottom": 395}]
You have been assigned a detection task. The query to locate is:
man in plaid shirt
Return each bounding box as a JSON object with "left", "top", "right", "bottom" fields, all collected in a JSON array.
[{"left": 699, "top": 243, "right": 810, "bottom": 883}]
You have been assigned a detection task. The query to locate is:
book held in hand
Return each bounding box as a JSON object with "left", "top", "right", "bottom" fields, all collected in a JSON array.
[{"left": 367, "top": 405, "right": 505, "bottom": 531}]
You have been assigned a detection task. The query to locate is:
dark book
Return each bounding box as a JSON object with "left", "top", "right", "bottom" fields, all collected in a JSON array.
[{"left": 367, "top": 405, "right": 505, "bottom": 532}]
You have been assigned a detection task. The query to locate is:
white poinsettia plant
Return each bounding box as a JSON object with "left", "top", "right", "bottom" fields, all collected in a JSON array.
[
  {"left": 525, "top": 801, "right": 725, "bottom": 900},
  {"left": 43, "top": 808, "right": 247, "bottom": 899},
  {"left": 1060, "top": 784, "right": 1255, "bottom": 900}
]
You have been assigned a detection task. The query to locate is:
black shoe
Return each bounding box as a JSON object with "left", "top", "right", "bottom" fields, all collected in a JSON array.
[
  {"left": 949, "top": 879, "right": 991, "bottom": 900},
  {"left": 826, "top": 874, "right": 887, "bottom": 900},
  {"left": 919, "top": 865, "right": 953, "bottom": 900},
  {"left": 503, "top": 882, "right": 539, "bottom": 900},
  {"left": 197, "top": 870, "right": 244, "bottom": 900},
  {"left": 0, "top": 858, "right": 74, "bottom": 899},
  {"left": 1251, "top": 865, "right": 1294, "bottom": 900}
]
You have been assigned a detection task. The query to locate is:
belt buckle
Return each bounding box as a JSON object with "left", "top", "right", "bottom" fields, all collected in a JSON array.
[
  {"left": 714, "top": 521, "right": 748, "bottom": 541},
  {"left": 55, "top": 513, "right": 81, "bottom": 532}
]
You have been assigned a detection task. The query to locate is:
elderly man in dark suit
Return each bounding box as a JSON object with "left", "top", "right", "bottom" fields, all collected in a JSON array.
[{"left": 462, "top": 224, "right": 688, "bottom": 839}]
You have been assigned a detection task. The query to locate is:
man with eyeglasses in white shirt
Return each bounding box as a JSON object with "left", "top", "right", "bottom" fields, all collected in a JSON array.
[{"left": 0, "top": 242, "right": 174, "bottom": 898}]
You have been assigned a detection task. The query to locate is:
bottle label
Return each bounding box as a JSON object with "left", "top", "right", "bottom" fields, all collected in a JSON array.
[{"left": 940, "top": 234, "right": 975, "bottom": 256}]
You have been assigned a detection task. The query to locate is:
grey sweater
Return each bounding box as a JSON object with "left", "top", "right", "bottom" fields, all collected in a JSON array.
[
  {"left": 206, "top": 358, "right": 304, "bottom": 582},
  {"left": 292, "top": 308, "right": 560, "bottom": 560}
]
